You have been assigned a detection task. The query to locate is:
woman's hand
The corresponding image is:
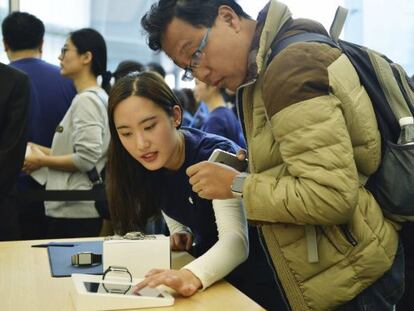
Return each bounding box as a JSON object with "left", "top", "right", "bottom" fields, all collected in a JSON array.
[
  {"left": 22, "top": 144, "right": 46, "bottom": 174},
  {"left": 133, "top": 269, "right": 202, "bottom": 297},
  {"left": 170, "top": 231, "right": 193, "bottom": 251}
]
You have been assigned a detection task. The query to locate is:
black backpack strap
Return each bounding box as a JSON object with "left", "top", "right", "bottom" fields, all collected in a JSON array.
[
  {"left": 267, "top": 32, "right": 339, "bottom": 67},
  {"left": 87, "top": 167, "right": 103, "bottom": 185},
  {"left": 19, "top": 189, "right": 105, "bottom": 202},
  {"left": 80, "top": 89, "right": 107, "bottom": 186}
]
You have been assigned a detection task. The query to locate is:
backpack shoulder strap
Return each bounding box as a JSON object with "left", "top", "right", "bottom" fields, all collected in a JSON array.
[
  {"left": 81, "top": 89, "right": 107, "bottom": 184},
  {"left": 367, "top": 50, "right": 414, "bottom": 120},
  {"left": 329, "top": 6, "right": 348, "bottom": 43},
  {"left": 267, "top": 32, "right": 338, "bottom": 68},
  {"left": 268, "top": 5, "right": 348, "bottom": 66}
]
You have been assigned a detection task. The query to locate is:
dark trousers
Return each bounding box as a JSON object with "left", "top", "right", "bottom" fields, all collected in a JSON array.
[
  {"left": 17, "top": 176, "right": 48, "bottom": 240},
  {"left": 337, "top": 241, "right": 405, "bottom": 311},
  {"left": 225, "top": 226, "right": 288, "bottom": 311},
  {"left": 0, "top": 195, "right": 20, "bottom": 241},
  {"left": 46, "top": 216, "right": 102, "bottom": 239},
  {"left": 397, "top": 223, "right": 414, "bottom": 311}
]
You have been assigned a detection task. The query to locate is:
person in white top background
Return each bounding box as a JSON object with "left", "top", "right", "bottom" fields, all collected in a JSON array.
[{"left": 23, "top": 28, "right": 111, "bottom": 238}]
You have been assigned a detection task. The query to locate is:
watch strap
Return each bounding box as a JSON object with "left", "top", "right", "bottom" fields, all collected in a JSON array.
[
  {"left": 231, "top": 172, "right": 249, "bottom": 198},
  {"left": 71, "top": 252, "right": 102, "bottom": 266}
]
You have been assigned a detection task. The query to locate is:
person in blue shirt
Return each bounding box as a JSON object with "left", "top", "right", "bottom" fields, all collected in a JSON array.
[
  {"left": 2, "top": 12, "right": 76, "bottom": 239},
  {"left": 189, "top": 101, "right": 208, "bottom": 129},
  {"left": 194, "top": 79, "right": 246, "bottom": 148},
  {"left": 106, "top": 71, "right": 280, "bottom": 309}
]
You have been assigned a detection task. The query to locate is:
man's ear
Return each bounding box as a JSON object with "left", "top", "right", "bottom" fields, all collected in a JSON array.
[
  {"left": 217, "top": 5, "right": 241, "bottom": 32},
  {"left": 38, "top": 39, "right": 44, "bottom": 54},
  {"left": 3, "top": 40, "right": 9, "bottom": 52}
]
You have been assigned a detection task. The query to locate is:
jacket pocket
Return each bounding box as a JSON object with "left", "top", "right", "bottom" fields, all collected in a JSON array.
[{"left": 322, "top": 224, "right": 358, "bottom": 255}]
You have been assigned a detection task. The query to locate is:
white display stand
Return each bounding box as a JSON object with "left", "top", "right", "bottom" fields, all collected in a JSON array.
[
  {"left": 103, "top": 234, "right": 170, "bottom": 277},
  {"left": 71, "top": 273, "right": 174, "bottom": 311}
]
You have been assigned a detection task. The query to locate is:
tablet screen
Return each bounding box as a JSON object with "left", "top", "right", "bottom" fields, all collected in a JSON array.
[{"left": 83, "top": 282, "right": 165, "bottom": 298}]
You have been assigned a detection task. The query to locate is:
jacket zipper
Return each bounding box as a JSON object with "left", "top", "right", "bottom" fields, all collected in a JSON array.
[
  {"left": 235, "top": 79, "right": 257, "bottom": 141},
  {"left": 257, "top": 226, "right": 291, "bottom": 311},
  {"left": 339, "top": 224, "right": 358, "bottom": 246}
]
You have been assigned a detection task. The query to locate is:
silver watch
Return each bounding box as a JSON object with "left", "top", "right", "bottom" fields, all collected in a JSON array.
[{"left": 231, "top": 173, "right": 249, "bottom": 198}]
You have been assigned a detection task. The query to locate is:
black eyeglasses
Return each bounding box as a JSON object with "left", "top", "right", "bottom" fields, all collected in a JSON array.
[
  {"left": 60, "top": 47, "right": 77, "bottom": 57},
  {"left": 181, "top": 28, "right": 211, "bottom": 82}
]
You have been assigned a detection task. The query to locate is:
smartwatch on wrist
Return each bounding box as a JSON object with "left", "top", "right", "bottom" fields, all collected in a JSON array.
[
  {"left": 71, "top": 252, "right": 102, "bottom": 267},
  {"left": 231, "top": 173, "right": 249, "bottom": 198}
]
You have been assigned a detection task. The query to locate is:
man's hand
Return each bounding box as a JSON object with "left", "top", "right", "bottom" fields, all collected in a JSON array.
[
  {"left": 236, "top": 149, "right": 247, "bottom": 161},
  {"left": 170, "top": 231, "right": 193, "bottom": 251},
  {"left": 186, "top": 161, "right": 239, "bottom": 200},
  {"left": 133, "top": 269, "right": 202, "bottom": 297}
]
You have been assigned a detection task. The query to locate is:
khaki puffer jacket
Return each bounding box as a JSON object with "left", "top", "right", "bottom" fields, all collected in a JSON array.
[{"left": 238, "top": 1, "right": 399, "bottom": 310}]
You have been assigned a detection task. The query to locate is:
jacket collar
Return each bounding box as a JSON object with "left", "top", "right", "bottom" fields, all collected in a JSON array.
[{"left": 245, "top": 0, "right": 292, "bottom": 82}]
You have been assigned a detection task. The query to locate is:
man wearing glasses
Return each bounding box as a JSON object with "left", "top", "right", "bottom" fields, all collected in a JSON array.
[{"left": 141, "top": 1, "right": 403, "bottom": 310}]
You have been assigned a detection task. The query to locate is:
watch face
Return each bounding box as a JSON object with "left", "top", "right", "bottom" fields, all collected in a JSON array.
[{"left": 78, "top": 253, "right": 92, "bottom": 265}]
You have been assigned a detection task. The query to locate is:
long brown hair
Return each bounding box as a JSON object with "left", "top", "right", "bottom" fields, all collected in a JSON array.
[{"left": 107, "top": 71, "right": 182, "bottom": 234}]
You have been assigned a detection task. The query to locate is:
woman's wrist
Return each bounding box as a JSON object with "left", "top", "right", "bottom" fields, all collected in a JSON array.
[
  {"left": 181, "top": 269, "right": 203, "bottom": 290},
  {"left": 38, "top": 155, "right": 49, "bottom": 168}
]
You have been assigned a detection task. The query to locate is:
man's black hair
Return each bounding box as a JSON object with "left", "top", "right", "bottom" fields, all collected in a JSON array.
[
  {"left": 2, "top": 12, "right": 45, "bottom": 51},
  {"left": 141, "top": 0, "right": 250, "bottom": 51}
]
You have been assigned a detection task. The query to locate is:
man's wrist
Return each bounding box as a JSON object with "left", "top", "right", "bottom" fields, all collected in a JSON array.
[{"left": 231, "top": 172, "right": 249, "bottom": 199}]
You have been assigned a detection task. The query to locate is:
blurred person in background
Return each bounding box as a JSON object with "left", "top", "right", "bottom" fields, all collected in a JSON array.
[
  {"left": 113, "top": 60, "right": 144, "bottom": 82},
  {"left": 146, "top": 61, "right": 166, "bottom": 79},
  {"left": 194, "top": 79, "right": 246, "bottom": 148}
]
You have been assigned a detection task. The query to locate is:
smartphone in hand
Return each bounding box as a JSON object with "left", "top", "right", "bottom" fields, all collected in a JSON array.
[{"left": 208, "top": 149, "right": 248, "bottom": 172}]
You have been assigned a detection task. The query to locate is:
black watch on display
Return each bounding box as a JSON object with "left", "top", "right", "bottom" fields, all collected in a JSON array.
[{"left": 71, "top": 252, "right": 102, "bottom": 267}]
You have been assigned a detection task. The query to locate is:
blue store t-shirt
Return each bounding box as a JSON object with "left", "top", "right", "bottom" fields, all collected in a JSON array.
[
  {"left": 201, "top": 106, "right": 246, "bottom": 149},
  {"left": 10, "top": 58, "right": 76, "bottom": 147}
]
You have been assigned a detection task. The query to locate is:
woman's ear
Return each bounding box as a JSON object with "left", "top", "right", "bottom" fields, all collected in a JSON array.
[
  {"left": 82, "top": 51, "right": 93, "bottom": 65},
  {"left": 172, "top": 105, "right": 182, "bottom": 128}
]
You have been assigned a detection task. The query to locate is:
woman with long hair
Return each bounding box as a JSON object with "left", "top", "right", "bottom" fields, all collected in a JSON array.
[
  {"left": 107, "top": 71, "right": 280, "bottom": 309},
  {"left": 23, "top": 28, "right": 111, "bottom": 238}
]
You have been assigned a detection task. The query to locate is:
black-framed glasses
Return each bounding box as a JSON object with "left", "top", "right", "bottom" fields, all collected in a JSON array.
[
  {"left": 181, "top": 28, "right": 211, "bottom": 82},
  {"left": 60, "top": 47, "right": 77, "bottom": 57}
]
